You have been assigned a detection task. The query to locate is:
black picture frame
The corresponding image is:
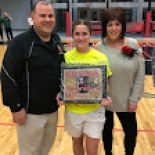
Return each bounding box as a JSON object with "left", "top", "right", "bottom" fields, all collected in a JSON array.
[{"left": 60, "top": 64, "right": 106, "bottom": 103}]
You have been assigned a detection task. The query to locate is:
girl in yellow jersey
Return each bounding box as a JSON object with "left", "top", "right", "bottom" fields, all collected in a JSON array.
[{"left": 58, "top": 19, "right": 112, "bottom": 155}]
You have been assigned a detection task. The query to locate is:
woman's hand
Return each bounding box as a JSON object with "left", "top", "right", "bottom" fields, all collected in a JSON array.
[
  {"left": 56, "top": 93, "right": 65, "bottom": 105},
  {"left": 101, "top": 96, "right": 112, "bottom": 106},
  {"left": 127, "top": 104, "right": 137, "bottom": 112}
]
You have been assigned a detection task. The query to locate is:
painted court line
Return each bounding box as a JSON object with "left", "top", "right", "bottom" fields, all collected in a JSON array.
[
  {"left": 0, "top": 122, "right": 155, "bottom": 133},
  {"left": 113, "top": 128, "right": 155, "bottom": 133}
]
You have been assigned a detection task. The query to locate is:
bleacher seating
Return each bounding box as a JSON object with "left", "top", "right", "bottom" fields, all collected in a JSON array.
[
  {"left": 126, "top": 22, "right": 145, "bottom": 33},
  {"left": 90, "top": 21, "right": 102, "bottom": 34}
]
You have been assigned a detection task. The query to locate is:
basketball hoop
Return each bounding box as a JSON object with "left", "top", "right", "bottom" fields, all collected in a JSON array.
[{"left": 86, "top": 2, "right": 91, "bottom": 7}]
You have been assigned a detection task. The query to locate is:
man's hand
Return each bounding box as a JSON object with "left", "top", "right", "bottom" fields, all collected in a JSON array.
[
  {"left": 12, "top": 108, "right": 27, "bottom": 126},
  {"left": 56, "top": 93, "right": 65, "bottom": 105}
]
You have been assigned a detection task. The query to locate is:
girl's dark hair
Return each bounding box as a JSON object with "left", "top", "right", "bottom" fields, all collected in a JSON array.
[
  {"left": 72, "top": 19, "right": 92, "bottom": 35},
  {"left": 101, "top": 7, "right": 126, "bottom": 39}
]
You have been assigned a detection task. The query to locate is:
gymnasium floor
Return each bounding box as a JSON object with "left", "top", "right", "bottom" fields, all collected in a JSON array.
[{"left": 0, "top": 39, "right": 155, "bottom": 155}]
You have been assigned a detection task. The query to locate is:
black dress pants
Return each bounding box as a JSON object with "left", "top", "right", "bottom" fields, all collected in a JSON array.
[
  {"left": 0, "top": 28, "right": 3, "bottom": 40},
  {"left": 102, "top": 110, "right": 137, "bottom": 155},
  {"left": 5, "top": 28, "right": 13, "bottom": 41}
]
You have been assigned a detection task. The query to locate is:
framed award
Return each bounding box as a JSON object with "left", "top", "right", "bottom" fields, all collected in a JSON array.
[{"left": 60, "top": 64, "right": 106, "bottom": 103}]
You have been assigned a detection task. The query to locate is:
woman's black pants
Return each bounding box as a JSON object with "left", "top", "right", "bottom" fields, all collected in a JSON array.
[{"left": 102, "top": 110, "right": 137, "bottom": 155}]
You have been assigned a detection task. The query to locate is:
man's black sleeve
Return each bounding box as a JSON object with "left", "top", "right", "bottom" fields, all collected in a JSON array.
[{"left": 1, "top": 38, "right": 25, "bottom": 112}]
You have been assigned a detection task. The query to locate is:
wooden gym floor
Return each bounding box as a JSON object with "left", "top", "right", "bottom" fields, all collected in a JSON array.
[{"left": 0, "top": 45, "right": 155, "bottom": 155}]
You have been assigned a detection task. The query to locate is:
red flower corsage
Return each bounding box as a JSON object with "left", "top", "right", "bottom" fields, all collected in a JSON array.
[{"left": 122, "top": 46, "right": 137, "bottom": 58}]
